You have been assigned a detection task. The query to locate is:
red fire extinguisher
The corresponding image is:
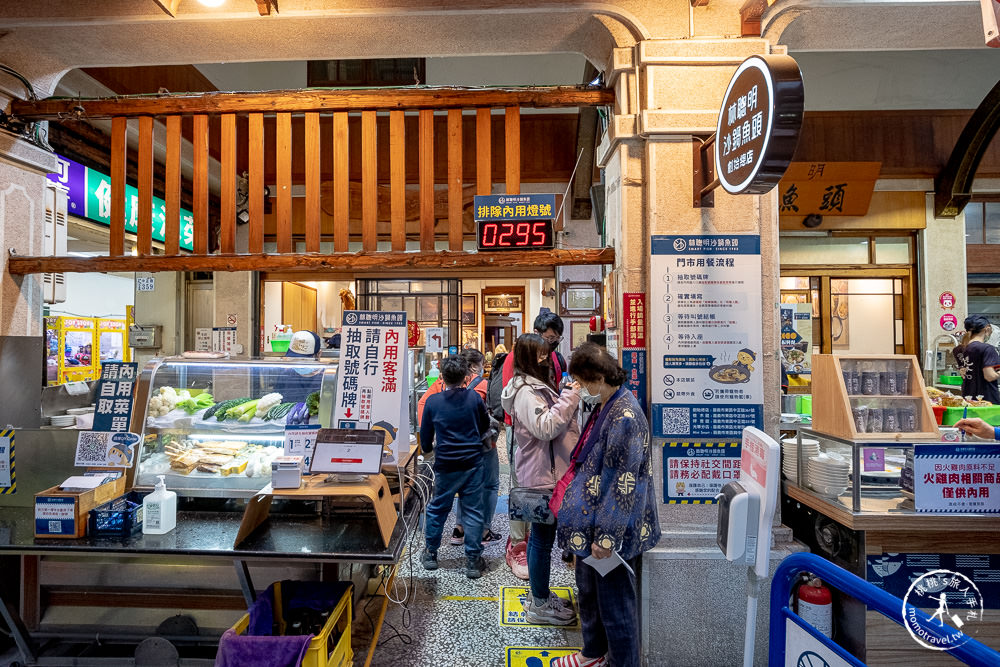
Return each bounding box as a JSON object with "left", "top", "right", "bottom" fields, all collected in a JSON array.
[{"left": 796, "top": 576, "right": 833, "bottom": 638}]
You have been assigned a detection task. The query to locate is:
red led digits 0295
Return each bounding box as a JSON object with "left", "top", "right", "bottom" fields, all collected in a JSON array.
[{"left": 477, "top": 220, "right": 554, "bottom": 251}]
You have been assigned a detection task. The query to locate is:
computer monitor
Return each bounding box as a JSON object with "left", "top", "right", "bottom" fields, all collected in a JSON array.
[{"left": 308, "top": 428, "right": 385, "bottom": 476}]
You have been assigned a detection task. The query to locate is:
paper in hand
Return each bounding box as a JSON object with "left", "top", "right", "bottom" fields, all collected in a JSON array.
[{"left": 583, "top": 550, "right": 634, "bottom": 577}]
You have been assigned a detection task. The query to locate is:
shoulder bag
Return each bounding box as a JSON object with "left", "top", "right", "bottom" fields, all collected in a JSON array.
[{"left": 507, "top": 381, "right": 556, "bottom": 525}]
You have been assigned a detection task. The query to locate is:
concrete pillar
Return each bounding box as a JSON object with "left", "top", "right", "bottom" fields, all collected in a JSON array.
[
  {"left": 921, "top": 194, "right": 968, "bottom": 374},
  {"left": 600, "top": 39, "right": 800, "bottom": 666}
]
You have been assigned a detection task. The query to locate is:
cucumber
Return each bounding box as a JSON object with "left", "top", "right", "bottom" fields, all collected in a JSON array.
[
  {"left": 214, "top": 397, "right": 254, "bottom": 421},
  {"left": 264, "top": 402, "right": 296, "bottom": 421}
]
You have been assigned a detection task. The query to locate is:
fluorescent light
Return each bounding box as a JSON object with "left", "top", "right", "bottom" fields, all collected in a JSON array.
[{"left": 199, "top": 0, "right": 226, "bottom": 6}]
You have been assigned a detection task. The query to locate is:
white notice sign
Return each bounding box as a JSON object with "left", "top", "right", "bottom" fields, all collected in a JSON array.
[
  {"left": 425, "top": 327, "right": 445, "bottom": 353},
  {"left": 332, "top": 311, "right": 410, "bottom": 465}
]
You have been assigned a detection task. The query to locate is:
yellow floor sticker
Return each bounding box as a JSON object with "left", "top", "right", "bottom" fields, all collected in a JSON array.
[
  {"left": 499, "top": 585, "right": 578, "bottom": 628},
  {"left": 506, "top": 646, "right": 583, "bottom": 667}
]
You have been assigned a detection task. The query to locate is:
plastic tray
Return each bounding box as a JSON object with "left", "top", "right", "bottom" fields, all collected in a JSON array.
[
  {"left": 88, "top": 491, "right": 144, "bottom": 537},
  {"left": 941, "top": 405, "right": 1000, "bottom": 426}
]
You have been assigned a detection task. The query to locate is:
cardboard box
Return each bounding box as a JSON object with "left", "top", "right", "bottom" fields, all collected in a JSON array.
[{"left": 34, "top": 474, "right": 126, "bottom": 539}]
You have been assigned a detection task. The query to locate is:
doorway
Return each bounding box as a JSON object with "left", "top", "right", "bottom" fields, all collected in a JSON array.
[{"left": 481, "top": 286, "right": 525, "bottom": 354}]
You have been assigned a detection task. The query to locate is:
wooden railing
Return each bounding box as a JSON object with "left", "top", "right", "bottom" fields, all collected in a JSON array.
[{"left": 8, "top": 86, "right": 616, "bottom": 274}]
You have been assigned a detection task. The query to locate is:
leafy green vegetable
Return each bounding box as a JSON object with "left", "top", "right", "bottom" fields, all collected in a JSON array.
[
  {"left": 306, "top": 391, "right": 320, "bottom": 416},
  {"left": 177, "top": 392, "right": 214, "bottom": 415}
]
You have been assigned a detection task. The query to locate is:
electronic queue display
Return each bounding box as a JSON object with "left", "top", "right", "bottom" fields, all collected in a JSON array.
[{"left": 476, "top": 219, "right": 554, "bottom": 251}]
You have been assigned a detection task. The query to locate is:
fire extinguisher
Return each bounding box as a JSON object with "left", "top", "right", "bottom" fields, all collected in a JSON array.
[{"left": 796, "top": 576, "right": 833, "bottom": 638}]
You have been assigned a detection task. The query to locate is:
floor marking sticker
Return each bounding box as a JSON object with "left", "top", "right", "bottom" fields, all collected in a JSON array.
[
  {"left": 499, "top": 585, "right": 578, "bottom": 628},
  {"left": 506, "top": 646, "right": 583, "bottom": 667}
]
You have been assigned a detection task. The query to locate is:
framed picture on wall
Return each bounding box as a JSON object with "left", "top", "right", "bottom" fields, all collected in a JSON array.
[
  {"left": 461, "top": 294, "right": 477, "bottom": 326},
  {"left": 570, "top": 320, "right": 590, "bottom": 350},
  {"left": 560, "top": 282, "right": 602, "bottom": 318},
  {"left": 484, "top": 293, "right": 523, "bottom": 314}
]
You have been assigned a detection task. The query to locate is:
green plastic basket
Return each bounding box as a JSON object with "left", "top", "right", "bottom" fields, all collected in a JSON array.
[
  {"left": 270, "top": 339, "right": 290, "bottom": 353},
  {"left": 938, "top": 374, "right": 963, "bottom": 386}
]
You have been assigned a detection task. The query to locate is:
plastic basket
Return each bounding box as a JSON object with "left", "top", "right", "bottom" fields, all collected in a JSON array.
[
  {"left": 938, "top": 374, "right": 963, "bottom": 386},
  {"left": 88, "top": 491, "right": 144, "bottom": 537},
  {"left": 270, "top": 339, "right": 291, "bottom": 353},
  {"left": 229, "top": 580, "right": 353, "bottom": 667}
]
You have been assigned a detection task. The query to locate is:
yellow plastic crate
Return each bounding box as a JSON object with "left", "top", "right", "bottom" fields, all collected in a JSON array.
[{"left": 230, "top": 581, "right": 354, "bottom": 667}]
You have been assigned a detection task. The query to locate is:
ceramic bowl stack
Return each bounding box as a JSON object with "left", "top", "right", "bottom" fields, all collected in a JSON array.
[
  {"left": 807, "top": 452, "right": 850, "bottom": 497},
  {"left": 50, "top": 414, "right": 77, "bottom": 428},
  {"left": 781, "top": 438, "right": 820, "bottom": 483}
]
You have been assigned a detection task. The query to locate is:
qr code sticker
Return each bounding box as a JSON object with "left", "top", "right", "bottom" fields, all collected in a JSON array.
[
  {"left": 48, "top": 520, "right": 62, "bottom": 533},
  {"left": 662, "top": 407, "right": 691, "bottom": 436},
  {"left": 75, "top": 431, "right": 110, "bottom": 467}
]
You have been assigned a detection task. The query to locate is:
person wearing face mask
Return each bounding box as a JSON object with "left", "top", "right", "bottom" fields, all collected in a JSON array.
[
  {"left": 267, "top": 330, "right": 325, "bottom": 403},
  {"left": 498, "top": 311, "right": 568, "bottom": 577},
  {"left": 953, "top": 315, "right": 1000, "bottom": 405},
  {"left": 551, "top": 342, "right": 661, "bottom": 667},
  {"left": 500, "top": 333, "right": 581, "bottom": 625}
]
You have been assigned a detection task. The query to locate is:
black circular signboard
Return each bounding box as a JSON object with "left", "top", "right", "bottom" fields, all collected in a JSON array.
[{"left": 714, "top": 54, "right": 803, "bottom": 195}]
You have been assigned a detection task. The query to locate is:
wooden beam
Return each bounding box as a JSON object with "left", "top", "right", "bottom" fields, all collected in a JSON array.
[
  {"left": 219, "top": 113, "right": 237, "bottom": 254},
  {"left": 136, "top": 116, "right": 154, "bottom": 256},
  {"left": 362, "top": 110, "right": 377, "bottom": 252},
  {"left": 11, "top": 86, "right": 615, "bottom": 120},
  {"left": 505, "top": 107, "right": 521, "bottom": 195},
  {"left": 192, "top": 114, "right": 209, "bottom": 255},
  {"left": 333, "top": 112, "right": 349, "bottom": 253},
  {"left": 248, "top": 113, "right": 264, "bottom": 254},
  {"left": 476, "top": 108, "right": 492, "bottom": 196},
  {"left": 389, "top": 110, "right": 406, "bottom": 252},
  {"left": 276, "top": 112, "right": 292, "bottom": 253},
  {"left": 419, "top": 110, "right": 434, "bottom": 251},
  {"left": 7, "top": 248, "right": 615, "bottom": 275},
  {"left": 447, "top": 109, "right": 464, "bottom": 251},
  {"left": 164, "top": 116, "right": 181, "bottom": 256},
  {"left": 304, "top": 112, "right": 321, "bottom": 253},
  {"left": 109, "top": 117, "right": 127, "bottom": 256}
]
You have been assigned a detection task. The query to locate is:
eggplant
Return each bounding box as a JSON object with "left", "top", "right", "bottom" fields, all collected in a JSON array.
[{"left": 286, "top": 402, "right": 307, "bottom": 425}]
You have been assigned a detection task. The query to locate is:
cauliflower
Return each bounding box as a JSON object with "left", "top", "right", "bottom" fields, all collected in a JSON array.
[
  {"left": 147, "top": 386, "right": 190, "bottom": 417},
  {"left": 254, "top": 392, "right": 283, "bottom": 418}
]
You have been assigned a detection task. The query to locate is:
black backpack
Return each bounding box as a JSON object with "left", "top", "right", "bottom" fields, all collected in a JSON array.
[{"left": 486, "top": 352, "right": 508, "bottom": 422}]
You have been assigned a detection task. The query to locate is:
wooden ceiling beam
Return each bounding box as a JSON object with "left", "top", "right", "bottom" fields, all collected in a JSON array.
[
  {"left": 10, "top": 86, "right": 614, "bottom": 121},
  {"left": 6, "top": 248, "right": 615, "bottom": 275}
]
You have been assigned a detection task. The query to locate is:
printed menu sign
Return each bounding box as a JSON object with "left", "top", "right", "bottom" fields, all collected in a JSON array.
[
  {"left": 332, "top": 311, "right": 410, "bottom": 465},
  {"left": 913, "top": 444, "right": 1000, "bottom": 513},
  {"left": 93, "top": 362, "right": 138, "bottom": 432},
  {"left": 650, "top": 235, "right": 764, "bottom": 439},
  {"left": 780, "top": 303, "right": 812, "bottom": 374}
]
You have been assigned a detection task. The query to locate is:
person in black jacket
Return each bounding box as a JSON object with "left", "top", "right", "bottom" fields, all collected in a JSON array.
[{"left": 419, "top": 355, "right": 492, "bottom": 579}]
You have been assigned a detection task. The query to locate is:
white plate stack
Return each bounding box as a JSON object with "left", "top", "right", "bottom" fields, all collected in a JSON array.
[
  {"left": 50, "top": 414, "right": 77, "bottom": 427},
  {"left": 807, "top": 452, "right": 851, "bottom": 497},
  {"left": 781, "top": 438, "right": 820, "bottom": 483}
]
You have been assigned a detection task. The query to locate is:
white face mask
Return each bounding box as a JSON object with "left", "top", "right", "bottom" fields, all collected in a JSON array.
[{"left": 579, "top": 384, "right": 601, "bottom": 405}]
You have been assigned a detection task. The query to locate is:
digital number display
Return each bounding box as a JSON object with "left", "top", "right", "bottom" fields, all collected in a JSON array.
[{"left": 477, "top": 220, "right": 554, "bottom": 251}]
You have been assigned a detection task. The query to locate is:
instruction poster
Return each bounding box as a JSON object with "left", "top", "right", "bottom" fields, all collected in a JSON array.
[
  {"left": 650, "top": 235, "right": 764, "bottom": 439},
  {"left": 506, "top": 647, "right": 583, "bottom": 667},
  {"left": 780, "top": 303, "right": 812, "bottom": 374},
  {"left": 0, "top": 429, "right": 13, "bottom": 494},
  {"left": 664, "top": 441, "right": 741, "bottom": 504},
  {"left": 333, "top": 311, "right": 410, "bottom": 465}
]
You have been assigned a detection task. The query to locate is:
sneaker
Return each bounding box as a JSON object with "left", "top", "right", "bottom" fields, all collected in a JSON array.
[
  {"left": 420, "top": 548, "right": 438, "bottom": 571},
  {"left": 449, "top": 526, "right": 465, "bottom": 546},
  {"left": 481, "top": 529, "right": 502, "bottom": 544},
  {"left": 505, "top": 538, "right": 529, "bottom": 581},
  {"left": 551, "top": 653, "right": 608, "bottom": 667},
  {"left": 525, "top": 595, "right": 576, "bottom": 625},
  {"left": 465, "top": 555, "right": 487, "bottom": 579},
  {"left": 547, "top": 591, "right": 575, "bottom": 614}
]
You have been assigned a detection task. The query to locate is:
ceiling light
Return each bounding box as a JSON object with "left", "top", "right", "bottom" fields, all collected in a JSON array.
[{"left": 198, "top": 0, "right": 226, "bottom": 7}]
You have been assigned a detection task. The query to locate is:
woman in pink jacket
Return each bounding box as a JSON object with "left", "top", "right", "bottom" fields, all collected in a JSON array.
[{"left": 500, "top": 333, "right": 581, "bottom": 625}]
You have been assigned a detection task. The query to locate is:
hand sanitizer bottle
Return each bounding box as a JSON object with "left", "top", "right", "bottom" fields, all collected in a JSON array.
[{"left": 143, "top": 475, "right": 177, "bottom": 535}]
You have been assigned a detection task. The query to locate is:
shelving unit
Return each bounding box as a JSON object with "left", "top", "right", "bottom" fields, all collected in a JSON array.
[{"left": 812, "top": 354, "right": 939, "bottom": 440}]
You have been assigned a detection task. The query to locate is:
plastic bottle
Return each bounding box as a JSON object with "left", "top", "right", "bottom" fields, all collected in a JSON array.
[{"left": 142, "top": 475, "right": 177, "bottom": 534}]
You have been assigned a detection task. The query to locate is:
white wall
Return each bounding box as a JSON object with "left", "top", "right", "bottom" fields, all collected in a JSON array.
[
  {"left": 425, "top": 54, "right": 587, "bottom": 86},
  {"left": 49, "top": 273, "right": 133, "bottom": 319},
  {"left": 794, "top": 50, "right": 1000, "bottom": 111}
]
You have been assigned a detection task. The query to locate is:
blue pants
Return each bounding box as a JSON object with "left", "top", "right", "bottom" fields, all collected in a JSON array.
[
  {"left": 576, "top": 555, "right": 640, "bottom": 667},
  {"left": 527, "top": 521, "right": 557, "bottom": 602},
  {"left": 425, "top": 463, "right": 485, "bottom": 559},
  {"left": 456, "top": 446, "right": 500, "bottom": 532}
]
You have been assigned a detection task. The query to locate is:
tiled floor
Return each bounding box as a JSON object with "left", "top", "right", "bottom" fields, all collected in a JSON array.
[{"left": 355, "top": 440, "right": 582, "bottom": 666}]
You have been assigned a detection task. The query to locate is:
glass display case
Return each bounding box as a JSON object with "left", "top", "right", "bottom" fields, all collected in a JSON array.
[{"left": 134, "top": 357, "right": 337, "bottom": 496}]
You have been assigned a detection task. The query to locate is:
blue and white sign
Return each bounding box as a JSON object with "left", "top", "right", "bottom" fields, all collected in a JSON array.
[
  {"left": 92, "top": 362, "right": 139, "bottom": 433},
  {"left": 333, "top": 311, "right": 409, "bottom": 465},
  {"left": 473, "top": 194, "right": 556, "bottom": 221},
  {"left": 913, "top": 444, "right": 1000, "bottom": 513},
  {"left": 650, "top": 235, "right": 764, "bottom": 439},
  {"left": 622, "top": 349, "right": 647, "bottom": 415}
]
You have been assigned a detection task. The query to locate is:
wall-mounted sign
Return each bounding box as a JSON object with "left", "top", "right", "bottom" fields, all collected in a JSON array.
[
  {"left": 664, "top": 441, "right": 741, "bottom": 504},
  {"left": 940, "top": 291, "right": 956, "bottom": 309},
  {"left": 940, "top": 314, "right": 959, "bottom": 332},
  {"left": 715, "top": 55, "right": 804, "bottom": 195},
  {"left": 483, "top": 294, "right": 523, "bottom": 314},
  {"left": 474, "top": 194, "right": 556, "bottom": 221},
  {"left": 777, "top": 162, "right": 881, "bottom": 217},
  {"left": 476, "top": 219, "right": 554, "bottom": 251},
  {"left": 47, "top": 154, "right": 195, "bottom": 251}
]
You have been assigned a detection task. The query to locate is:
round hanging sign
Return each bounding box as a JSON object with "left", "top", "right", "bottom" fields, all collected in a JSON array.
[{"left": 715, "top": 54, "right": 804, "bottom": 195}]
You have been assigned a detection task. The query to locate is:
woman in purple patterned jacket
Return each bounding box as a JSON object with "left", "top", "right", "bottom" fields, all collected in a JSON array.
[{"left": 553, "top": 342, "right": 661, "bottom": 667}]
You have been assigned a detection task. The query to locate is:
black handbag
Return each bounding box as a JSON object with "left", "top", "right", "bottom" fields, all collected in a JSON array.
[{"left": 508, "top": 395, "right": 557, "bottom": 525}]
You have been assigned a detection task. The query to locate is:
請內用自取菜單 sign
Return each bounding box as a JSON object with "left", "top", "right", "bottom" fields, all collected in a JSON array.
[
  {"left": 649, "top": 235, "right": 763, "bottom": 440},
  {"left": 332, "top": 311, "right": 410, "bottom": 465}
]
